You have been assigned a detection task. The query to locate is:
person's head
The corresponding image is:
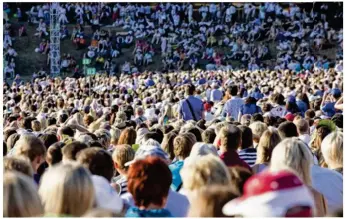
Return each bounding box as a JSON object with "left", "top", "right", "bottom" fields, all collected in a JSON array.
[
  {"left": 305, "top": 109, "right": 315, "bottom": 119},
  {"left": 135, "top": 106, "right": 144, "bottom": 117},
  {"left": 187, "top": 185, "right": 239, "bottom": 217},
  {"left": 219, "top": 125, "right": 242, "bottom": 152},
  {"left": 173, "top": 133, "right": 196, "bottom": 160},
  {"left": 181, "top": 154, "right": 231, "bottom": 192},
  {"left": 222, "top": 170, "right": 316, "bottom": 217},
  {"left": 294, "top": 119, "right": 310, "bottom": 136},
  {"left": 84, "top": 115, "right": 94, "bottom": 126},
  {"left": 94, "top": 129, "right": 111, "bottom": 149},
  {"left": 238, "top": 125, "right": 253, "bottom": 150},
  {"left": 202, "top": 128, "right": 216, "bottom": 144},
  {"left": 6, "top": 133, "right": 20, "bottom": 152},
  {"left": 228, "top": 85, "right": 238, "bottom": 96},
  {"left": 185, "top": 84, "right": 196, "bottom": 96},
  {"left": 31, "top": 120, "right": 41, "bottom": 132},
  {"left": 161, "top": 131, "right": 178, "bottom": 160},
  {"left": 39, "top": 133, "right": 59, "bottom": 149},
  {"left": 39, "top": 163, "right": 95, "bottom": 216},
  {"left": 112, "top": 144, "right": 135, "bottom": 175},
  {"left": 278, "top": 121, "right": 298, "bottom": 139},
  {"left": 321, "top": 132, "right": 343, "bottom": 170},
  {"left": 77, "top": 147, "right": 114, "bottom": 182},
  {"left": 14, "top": 135, "right": 46, "bottom": 172},
  {"left": 127, "top": 156, "right": 172, "bottom": 209},
  {"left": 110, "top": 128, "right": 121, "bottom": 145},
  {"left": 61, "top": 141, "right": 88, "bottom": 163},
  {"left": 4, "top": 171, "right": 44, "bottom": 217},
  {"left": 118, "top": 127, "right": 137, "bottom": 145},
  {"left": 4, "top": 157, "right": 34, "bottom": 178},
  {"left": 228, "top": 166, "right": 253, "bottom": 195},
  {"left": 46, "top": 144, "right": 63, "bottom": 167},
  {"left": 270, "top": 137, "right": 314, "bottom": 186},
  {"left": 58, "top": 126, "right": 75, "bottom": 139},
  {"left": 256, "top": 128, "right": 281, "bottom": 164},
  {"left": 249, "top": 122, "right": 268, "bottom": 143}
]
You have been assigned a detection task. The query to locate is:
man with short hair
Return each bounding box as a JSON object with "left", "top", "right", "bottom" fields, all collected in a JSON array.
[
  {"left": 178, "top": 84, "right": 204, "bottom": 121},
  {"left": 294, "top": 119, "right": 311, "bottom": 145},
  {"left": 238, "top": 125, "right": 256, "bottom": 167},
  {"left": 222, "top": 85, "right": 244, "bottom": 121},
  {"left": 278, "top": 121, "right": 298, "bottom": 139},
  {"left": 218, "top": 125, "right": 251, "bottom": 171},
  {"left": 61, "top": 141, "right": 88, "bottom": 163}
]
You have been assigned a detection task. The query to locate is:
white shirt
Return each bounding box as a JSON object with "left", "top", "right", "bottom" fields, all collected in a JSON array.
[{"left": 311, "top": 165, "right": 343, "bottom": 213}]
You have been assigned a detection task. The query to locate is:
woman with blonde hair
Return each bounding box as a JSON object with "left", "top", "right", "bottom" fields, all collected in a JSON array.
[
  {"left": 252, "top": 127, "right": 281, "bottom": 174},
  {"left": 4, "top": 171, "right": 44, "bottom": 217},
  {"left": 270, "top": 137, "right": 328, "bottom": 217},
  {"left": 321, "top": 131, "right": 343, "bottom": 174},
  {"left": 159, "top": 104, "right": 174, "bottom": 125},
  {"left": 249, "top": 121, "right": 268, "bottom": 147},
  {"left": 38, "top": 163, "right": 95, "bottom": 217},
  {"left": 117, "top": 127, "right": 137, "bottom": 146},
  {"left": 180, "top": 154, "right": 231, "bottom": 198}
]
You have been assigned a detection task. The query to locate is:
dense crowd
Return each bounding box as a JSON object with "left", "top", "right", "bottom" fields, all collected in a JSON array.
[
  {"left": 3, "top": 59, "right": 343, "bottom": 216},
  {"left": 2, "top": 2, "right": 344, "bottom": 218},
  {"left": 2, "top": 2, "right": 343, "bottom": 79}
]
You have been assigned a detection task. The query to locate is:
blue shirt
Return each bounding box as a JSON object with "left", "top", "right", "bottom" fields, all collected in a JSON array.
[
  {"left": 222, "top": 96, "right": 245, "bottom": 120},
  {"left": 169, "top": 160, "right": 184, "bottom": 191},
  {"left": 125, "top": 207, "right": 172, "bottom": 217},
  {"left": 179, "top": 96, "right": 204, "bottom": 121},
  {"left": 240, "top": 103, "right": 261, "bottom": 115},
  {"left": 322, "top": 102, "right": 336, "bottom": 117},
  {"left": 210, "top": 89, "right": 223, "bottom": 102},
  {"left": 296, "top": 100, "right": 308, "bottom": 115}
]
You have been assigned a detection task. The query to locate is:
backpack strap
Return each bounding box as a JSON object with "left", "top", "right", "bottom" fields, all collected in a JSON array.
[{"left": 186, "top": 99, "right": 197, "bottom": 121}]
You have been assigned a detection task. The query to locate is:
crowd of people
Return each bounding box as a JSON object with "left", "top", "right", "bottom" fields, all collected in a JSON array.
[
  {"left": 3, "top": 2, "right": 343, "bottom": 78},
  {"left": 3, "top": 57, "right": 344, "bottom": 216},
  {"left": 2, "top": 2, "right": 344, "bottom": 218}
]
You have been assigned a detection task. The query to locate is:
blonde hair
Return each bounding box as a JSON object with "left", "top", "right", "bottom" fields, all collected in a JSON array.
[
  {"left": 110, "top": 127, "right": 122, "bottom": 145},
  {"left": 249, "top": 122, "right": 268, "bottom": 141},
  {"left": 256, "top": 127, "right": 281, "bottom": 164},
  {"left": 4, "top": 171, "right": 44, "bottom": 217},
  {"left": 112, "top": 144, "right": 135, "bottom": 171},
  {"left": 4, "top": 156, "right": 34, "bottom": 177},
  {"left": 270, "top": 137, "right": 313, "bottom": 186},
  {"left": 14, "top": 134, "right": 46, "bottom": 162},
  {"left": 181, "top": 154, "right": 231, "bottom": 191},
  {"left": 294, "top": 119, "right": 310, "bottom": 135},
  {"left": 38, "top": 163, "right": 95, "bottom": 216},
  {"left": 321, "top": 132, "right": 343, "bottom": 169},
  {"left": 31, "top": 120, "right": 41, "bottom": 132}
]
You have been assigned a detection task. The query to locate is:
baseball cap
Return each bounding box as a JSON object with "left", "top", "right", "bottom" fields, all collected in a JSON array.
[
  {"left": 222, "top": 170, "right": 315, "bottom": 217},
  {"left": 285, "top": 112, "right": 295, "bottom": 121}
]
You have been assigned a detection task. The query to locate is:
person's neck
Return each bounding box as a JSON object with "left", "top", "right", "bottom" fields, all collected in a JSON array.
[
  {"left": 117, "top": 168, "right": 127, "bottom": 177},
  {"left": 329, "top": 163, "right": 343, "bottom": 171},
  {"left": 138, "top": 203, "right": 164, "bottom": 211}
]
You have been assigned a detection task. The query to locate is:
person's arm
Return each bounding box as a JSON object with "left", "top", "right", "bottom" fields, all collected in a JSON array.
[{"left": 334, "top": 96, "right": 343, "bottom": 111}]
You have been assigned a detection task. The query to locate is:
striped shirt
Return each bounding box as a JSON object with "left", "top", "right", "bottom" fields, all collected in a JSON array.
[
  {"left": 238, "top": 148, "right": 257, "bottom": 167},
  {"left": 114, "top": 175, "right": 128, "bottom": 195}
]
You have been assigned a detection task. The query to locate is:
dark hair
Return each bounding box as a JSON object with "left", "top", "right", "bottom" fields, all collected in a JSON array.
[
  {"left": 4, "top": 128, "right": 17, "bottom": 143},
  {"left": 238, "top": 126, "right": 253, "bottom": 150},
  {"left": 202, "top": 129, "right": 216, "bottom": 144},
  {"left": 89, "top": 140, "right": 103, "bottom": 148},
  {"left": 305, "top": 109, "right": 315, "bottom": 119},
  {"left": 61, "top": 141, "right": 88, "bottom": 161},
  {"left": 4, "top": 141, "right": 7, "bottom": 156},
  {"left": 39, "top": 133, "right": 58, "bottom": 149},
  {"left": 60, "top": 126, "right": 75, "bottom": 137},
  {"left": 228, "top": 85, "right": 238, "bottom": 96},
  {"left": 162, "top": 125, "right": 174, "bottom": 134},
  {"left": 77, "top": 148, "right": 114, "bottom": 182},
  {"left": 278, "top": 121, "right": 298, "bottom": 139},
  {"left": 251, "top": 113, "right": 264, "bottom": 123},
  {"left": 186, "top": 127, "right": 202, "bottom": 142},
  {"left": 144, "top": 130, "right": 164, "bottom": 144},
  {"left": 331, "top": 113, "right": 343, "bottom": 129},
  {"left": 47, "top": 117, "right": 57, "bottom": 126},
  {"left": 185, "top": 84, "right": 196, "bottom": 95},
  {"left": 127, "top": 156, "right": 172, "bottom": 208},
  {"left": 161, "top": 132, "right": 178, "bottom": 160},
  {"left": 228, "top": 166, "right": 253, "bottom": 195},
  {"left": 46, "top": 144, "right": 63, "bottom": 166}
]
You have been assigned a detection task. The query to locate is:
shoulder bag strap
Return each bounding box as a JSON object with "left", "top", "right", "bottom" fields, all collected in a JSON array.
[{"left": 186, "top": 99, "right": 197, "bottom": 121}]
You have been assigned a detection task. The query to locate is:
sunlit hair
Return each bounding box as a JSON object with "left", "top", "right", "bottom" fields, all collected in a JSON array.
[
  {"left": 321, "top": 132, "right": 343, "bottom": 170},
  {"left": 4, "top": 171, "right": 44, "bottom": 217},
  {"left": 4, "top": 156, "right": 34, "bottom": 178},
  {"left": 118, "top": 127, "right": 137, "bottom": 145},
  {"left": 94, "top": 129, "right": 111, "bottom": 149},
  {"left": 256, "top": 127, "right": 281, "bottom": 164},
  {"left": 181, "top": 154, "right": 231, "bottom": 191},
  {"left": 187, "top": 185, "right": 239, "bottom": 217},
  {"left": 161, "top": 131, "right": 178, "bottom": 160},
  {"left": 270, "top": 137, "right": 313, "bottom": 186},
  {"left": 38, "top": 163, "right": 95, "bottom": 216},
  {"left": 112, "top": 144, "right": 135, "bottom": 171},
  {"left": 173, "top": 133, "right": 196, "bottom": 160},
  {"left": 249, "top": 121, "right": 268, "bottom": 142},
  {"left": 110, "top": 128, "right": 122, "bottom": 145}
]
